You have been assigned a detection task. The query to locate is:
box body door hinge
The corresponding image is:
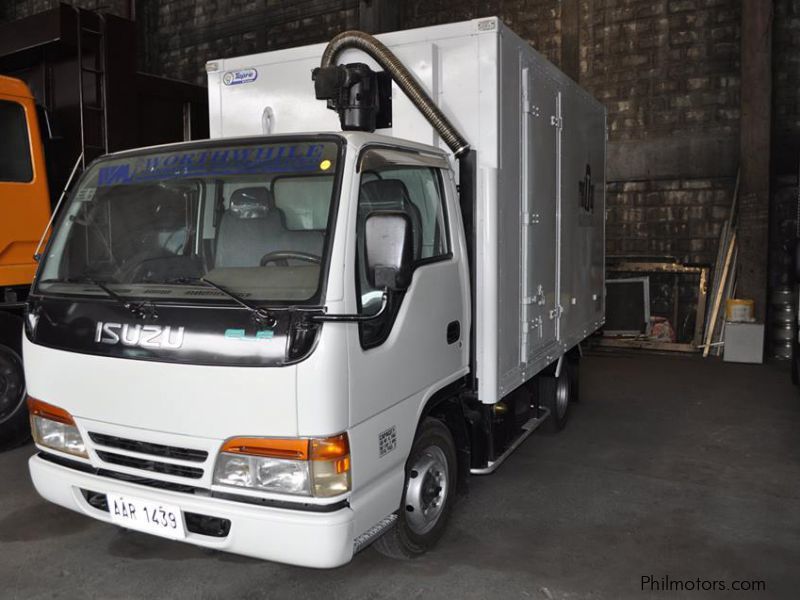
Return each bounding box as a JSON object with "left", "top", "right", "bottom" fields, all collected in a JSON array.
[
  {"left": 522, "top": 315, "right": 544, "bottom": 340},
  {"left": 522, "top": 212, "right": 540, "bottom": 225}
]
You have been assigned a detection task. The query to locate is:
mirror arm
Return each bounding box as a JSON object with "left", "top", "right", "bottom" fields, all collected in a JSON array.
[{"left": 311, "top": 291, "right": 389, "bottom": 322}]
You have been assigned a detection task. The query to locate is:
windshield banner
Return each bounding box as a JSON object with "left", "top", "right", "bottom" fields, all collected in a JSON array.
[{"left": 97, "top": 144, "right": 330, "bottom": 187}]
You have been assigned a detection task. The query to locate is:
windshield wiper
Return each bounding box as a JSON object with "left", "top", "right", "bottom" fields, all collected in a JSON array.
[
  {"left": 39, "top": 275, "right": 158, "bottom": 320},
  {"left": 199, "top": 276, "right": 278, "bottom": 326},
  {"left": 162, "top": 276, "right": 329, "bottom": 324}
]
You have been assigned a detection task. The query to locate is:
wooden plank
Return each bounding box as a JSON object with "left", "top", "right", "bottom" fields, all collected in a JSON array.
[
  {"left": 594, "top": 338, "right": 698, "bottom": 353},
  {"left": 704, "top": 169, "right": 739, "bottom": 342},
  {"left": 703, "top": 231, "right": 737, "bottom": 357},
  {"left": 713, "top": 247, "right": 738, "bottom": 356},
  {"left": 608, "top": 262, "right": 706, "bottom": 274},
  {"left": 693, "top": 267, "right": 709, "bottom": 347}
]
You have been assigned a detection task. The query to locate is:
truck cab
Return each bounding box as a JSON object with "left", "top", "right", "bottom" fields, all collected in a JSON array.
[
  {"left": 0, "top": 75, "right": 50, "bottom": 449},
  {"left": 26, "top": 132, "right": 468, "bottom": 566}
]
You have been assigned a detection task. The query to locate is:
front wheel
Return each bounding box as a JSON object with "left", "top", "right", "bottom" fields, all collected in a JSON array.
[
  {"left": 373, "top": 418, "right": 457, "bottom": 559},
  {"left": 0, "top": 345, "right": 29, "bottom": 451}
]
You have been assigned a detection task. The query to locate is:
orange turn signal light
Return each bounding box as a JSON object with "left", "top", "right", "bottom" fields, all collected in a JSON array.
[
  {"left": 221, "top": 437, "right": 309, "bottom": 460},
  {"left": 310, "top": 433, "right": 350, "bottom": 461},
  {"left": 221, "top": 433, "right": 350, "bottom": 462},
  {"left": 27, "top": 396, "right": 76, "bottom": 426}
]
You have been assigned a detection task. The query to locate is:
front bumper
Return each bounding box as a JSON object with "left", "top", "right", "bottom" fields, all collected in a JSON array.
[{"left": 29, "top": 454, "right": 355, "bottom": 568}]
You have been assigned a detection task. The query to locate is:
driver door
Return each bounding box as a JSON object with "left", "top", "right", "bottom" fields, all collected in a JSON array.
[{"left": 346, "top": 148, "right": 469, "bottom": 529}]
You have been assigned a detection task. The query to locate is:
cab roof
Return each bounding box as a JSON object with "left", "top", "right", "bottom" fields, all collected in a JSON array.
[
  {"left": 99, "top": 131, "right": 450, "bottom": 162},
  {"left": 0, "top": 74, "right": 34, "bottom": 99}
]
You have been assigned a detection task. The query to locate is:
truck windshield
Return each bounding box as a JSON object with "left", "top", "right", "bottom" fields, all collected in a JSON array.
[{"left": 36, "top": 138, "right": 342, "bottom": 304}]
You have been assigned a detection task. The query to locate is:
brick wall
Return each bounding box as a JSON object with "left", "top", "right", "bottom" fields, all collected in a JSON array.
[
  {"left": 606, "top": 178, "right": 735, "bottom": 264},
  {"left": 774, "top": 0, "right": 800, "bottom": 154},
  {"left": 578, "top": 0, "right": 741, "bottom": 266},
  {"left": 0, "top": 0, "right": 131, "bottom": 21},
  {"left": 580, "top": 0, "right": 740, "bottom": 143},
  {"left": 137, "top": 0, "right": 359, "bottom": 85}
]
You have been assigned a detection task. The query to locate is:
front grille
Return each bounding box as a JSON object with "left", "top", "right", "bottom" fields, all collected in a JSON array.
[
  {"left": 101, "top": 469, "right": 203, "bottom": 494},
  {"left": 89, "top": 432, "right": 208, "bottom": 463},
  {"left": 96, "top": 450, "right": 204, "bottom": 479}
]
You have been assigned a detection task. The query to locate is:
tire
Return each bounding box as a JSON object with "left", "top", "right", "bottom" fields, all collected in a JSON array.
[
  {"left": 373, "top": 418, "right": 457, "bottom": 559},
  {"left": 538, "top": 366, "right": 571, "bottom": 433},
  {"left": 0, "top": 345, "right": 29, "bottom": 451}
]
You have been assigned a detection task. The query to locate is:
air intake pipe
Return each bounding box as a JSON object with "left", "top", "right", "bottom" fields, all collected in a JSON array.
[{"left": 320, "top": 30, "right": 470, "bottom": 158}]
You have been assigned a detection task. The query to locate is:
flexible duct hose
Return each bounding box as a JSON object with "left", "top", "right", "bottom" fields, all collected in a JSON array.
[{"left": 321, "top": 30, "right": 470, "bottom": 158}]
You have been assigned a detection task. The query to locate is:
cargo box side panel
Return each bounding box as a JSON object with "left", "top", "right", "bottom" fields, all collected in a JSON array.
[
  {"left": 482, "top": 29, "right": 559, "bottom": 403},
  {"left": 521, "top": 37, "right": 606, "bottom": 348},
  {"left": 518, "top": 60, "right": 562, "bottom": 366},
  {"left": 558, "top": 90, "right": 606, "bottom": 346},
  {"left": 483, "top": 26, "right": 606, "bottom": 405}
]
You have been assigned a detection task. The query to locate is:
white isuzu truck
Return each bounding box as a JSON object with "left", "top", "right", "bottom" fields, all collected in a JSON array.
[{"left": 25, "top": 17, "right": 605, "bottom": 567}]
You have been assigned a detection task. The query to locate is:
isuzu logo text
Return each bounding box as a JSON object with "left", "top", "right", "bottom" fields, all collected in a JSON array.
[{"left": 95, "top": 322, "right": 185, "bottom": 349}]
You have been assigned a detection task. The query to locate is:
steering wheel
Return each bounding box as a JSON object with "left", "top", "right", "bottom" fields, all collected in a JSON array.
[
  {"left": 260, "top": 251, "right": 322, "bottom": 267},
  {"left": 112, "top": 253, "right": 173, "bottom": 283}
]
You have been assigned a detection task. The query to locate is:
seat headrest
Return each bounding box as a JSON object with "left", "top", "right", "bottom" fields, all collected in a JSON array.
[
  {"left": 229, "top": 187, "right": 272, "bottom": 219},
  {"left": 359, "top": 179, "right": 411, "bottom": 211}
]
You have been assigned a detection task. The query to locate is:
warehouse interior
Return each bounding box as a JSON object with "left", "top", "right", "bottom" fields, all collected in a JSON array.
[{"left": 0, "top": 1, "right": 798, "bottom": 598}]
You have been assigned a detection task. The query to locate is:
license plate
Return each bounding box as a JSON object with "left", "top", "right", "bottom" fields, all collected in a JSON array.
[{"left": 107, "top": 493, "right": 186, "bottom": 540}]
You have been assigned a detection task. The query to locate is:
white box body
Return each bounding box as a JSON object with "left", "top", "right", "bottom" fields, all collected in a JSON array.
[
  {"left": 724, "top": 322, "right": 765, "bottom": 364},
  {"left": 207, "top": 17, "right": 606, "bottom": 403}
]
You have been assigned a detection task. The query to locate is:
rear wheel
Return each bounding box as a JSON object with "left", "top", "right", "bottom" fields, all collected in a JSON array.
[
  {"left": 374, "top": 418, "right": 457, "bottom": 559},
  {"left": 538, "top": 364, "right": 571, "bottom": 433},
  {"left": 0, "top": 345, "right": 29, "bottom": 451}
]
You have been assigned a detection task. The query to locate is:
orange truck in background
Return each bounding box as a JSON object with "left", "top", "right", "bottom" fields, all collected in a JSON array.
[
  {"left": 0, "top": 75, "right": 50, "bottom": 449},
  {"left": 0, "top": 5, "right": 210, "bottom": 450}
]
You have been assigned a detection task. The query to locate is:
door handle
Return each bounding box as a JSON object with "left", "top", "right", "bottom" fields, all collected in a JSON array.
[{"left": 446, "top": 320, "right": 460, "bottom": 344}]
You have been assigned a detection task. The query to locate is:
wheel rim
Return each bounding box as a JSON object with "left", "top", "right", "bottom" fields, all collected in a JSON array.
[
  {"left": 555, "top": 372, "right": 570, "bottom": 419},
  {"left": 404, "top": 445, "right": 449, "bottom": 535},
  {"left": 0, "top": 348, "right": 25, "bottom": 424}
]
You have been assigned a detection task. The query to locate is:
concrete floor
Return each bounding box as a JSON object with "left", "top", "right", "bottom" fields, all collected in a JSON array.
[{"left": 1, "top": 353, "right": 799, "bottom": 599}]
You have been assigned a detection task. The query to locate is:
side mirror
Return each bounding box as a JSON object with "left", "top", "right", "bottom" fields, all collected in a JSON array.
[{"left": 365, "top": 212, "right": 413, "bottom": 291}]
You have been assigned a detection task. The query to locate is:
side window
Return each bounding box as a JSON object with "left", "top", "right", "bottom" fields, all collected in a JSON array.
[
  {"left": 381, "top": 167, "right": 449, "bottom": 260},
  {"left": 356, "top": 163, "right": 450, "bottom": 348},
  {"left": 0, "top": 100, "right": 33, "bottom": 183}
]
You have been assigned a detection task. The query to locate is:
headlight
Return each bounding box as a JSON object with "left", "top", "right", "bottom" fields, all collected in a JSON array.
[
  {"left": 215, "top": 454, "right": 311, "bottom": 495},
  {"left": 213, "top": 434, "right": 350, "bottom": 498},
  {"left": 28, "top": 396, "right": 88, "bottom": 458}
]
